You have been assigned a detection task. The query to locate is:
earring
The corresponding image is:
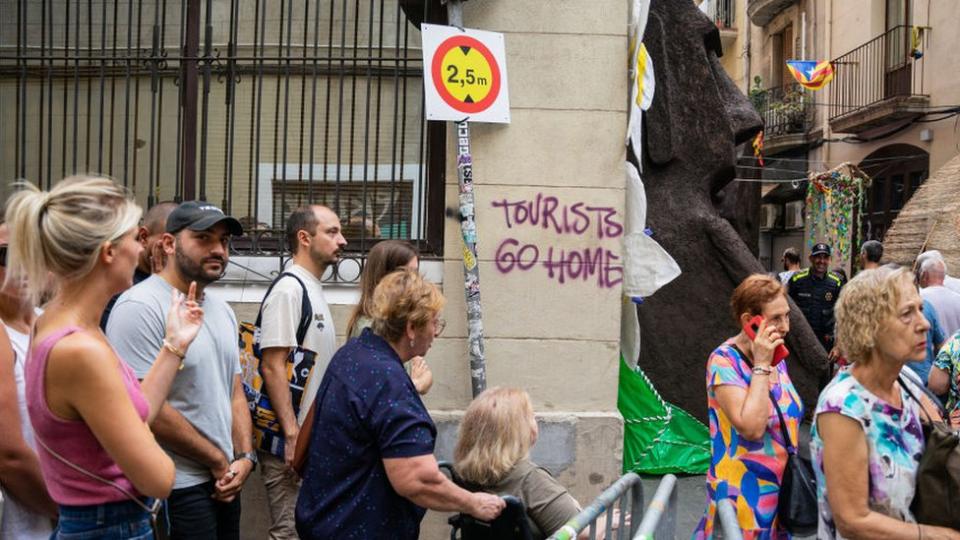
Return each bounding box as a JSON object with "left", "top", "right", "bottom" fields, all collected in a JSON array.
[{"left": 409, "top": 339, "right": 415, "bottom": 348}]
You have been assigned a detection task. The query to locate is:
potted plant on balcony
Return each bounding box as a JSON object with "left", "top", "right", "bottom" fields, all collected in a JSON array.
[
  {"left": 770, "top": 87, "right": 808, "bottom": 133},
  {"left": 748, "top": 76, "right": 767, "bottom": 111}
]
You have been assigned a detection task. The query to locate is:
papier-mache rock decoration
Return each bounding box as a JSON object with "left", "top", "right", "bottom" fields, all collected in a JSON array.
[
  {"left": 618, "top": 0, "right": 704, "bottom": 476},
  {"left": 618, "top": 0, "right": 831, "bottom": 476}
]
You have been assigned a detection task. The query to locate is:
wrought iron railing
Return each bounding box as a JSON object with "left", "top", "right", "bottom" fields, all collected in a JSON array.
[
  {"left": 752, "top": 83, "right": 812, "bottom": 137},
  {"left": 828, "top": 25, "right": 928, "bottom": 122},
  {"left": 702, "top": 0, "right": 736, "bottom": 30},
  {"left": 715, "top": 0, "right": 735, "bottom": 30},
  {"left": 0, "top": 0, "right": 447, "bottom": 274}
]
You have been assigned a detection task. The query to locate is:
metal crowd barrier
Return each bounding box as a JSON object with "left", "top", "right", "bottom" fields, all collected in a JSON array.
[
  {"left": 632, "top": 474, "right": 677, "bottom": 540},
  {"left": 546, "top": 472, "right": 644, "bottom": 540},
  {"left": 716, "top": 498, "right": 744, "bottom": 540}
]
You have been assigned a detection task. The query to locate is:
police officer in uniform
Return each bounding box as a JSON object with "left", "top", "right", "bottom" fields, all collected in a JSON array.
[{"left": 788, "top": 243, "right": 843, "bottom": 385}]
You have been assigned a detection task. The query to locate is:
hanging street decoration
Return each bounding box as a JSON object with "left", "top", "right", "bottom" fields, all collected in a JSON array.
[
  {"left": 911, "top": 26, "right": 925, "bottom": 59},
  {"left": 421, "top": 23, "right": 510, "bottom": 123},
  {"left": 752, "top": 130, "right": 765, "bottom": 167},
  {"left": 786, "top": 60, "right": 835, "bottom": 91},
  {"left": 805, "top": 163, "right": 871, "bottom": 263}
]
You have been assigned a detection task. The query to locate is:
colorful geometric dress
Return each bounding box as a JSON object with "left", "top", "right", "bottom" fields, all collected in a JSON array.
[{"left": 693, "top": 340, "right": 802, "bottom": 540}]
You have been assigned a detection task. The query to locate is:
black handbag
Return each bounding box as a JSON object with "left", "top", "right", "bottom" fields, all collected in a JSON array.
[
  {"left": 897, "top": 375, "right": 960, "bottom": 529},
  {"left": 770, "top": 393, "right": 818, "bottom": 536}
]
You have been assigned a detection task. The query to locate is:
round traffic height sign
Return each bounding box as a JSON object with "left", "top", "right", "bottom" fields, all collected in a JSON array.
[
  {"left": 421, "top": 24, "right": 510, "bottom": 123},
  {"left": 431, "top": 35, "right": 501, "bottom": 114}
]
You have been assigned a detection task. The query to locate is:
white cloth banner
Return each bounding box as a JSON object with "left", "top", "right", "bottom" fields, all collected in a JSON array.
[
  {"left": 621, "top": 0, "right": 681, "bottom": 368},
  {"left": 622, "top": 161, "right": 681, "bottom": 298}
]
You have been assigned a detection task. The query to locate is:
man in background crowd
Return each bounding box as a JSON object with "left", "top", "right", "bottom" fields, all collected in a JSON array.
[
  {"left": 100, "top": 201, "right": 177, "bottom": 329},
  {"left": 859, "top": 240, "right": 883, "bottom": 271},
  {"left": 255, "top": 205, "right": 345, "bottom": 539},
  {"left": 919, "top": 257, "right": 960, "bottom": 337},
  {"left": 108, "top": 202, "right": 254, "bottom": 539},
  {"left": 778, "top": 247, "right": 801, "bottom": 284}
]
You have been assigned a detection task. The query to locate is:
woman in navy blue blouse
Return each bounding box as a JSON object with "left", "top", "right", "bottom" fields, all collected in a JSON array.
[{"left": 295, "top": 269, "right": 504, "bottom": 539}]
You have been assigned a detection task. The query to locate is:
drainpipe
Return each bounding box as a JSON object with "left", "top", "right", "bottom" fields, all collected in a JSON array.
[
  {"left": 824, "top": 0, "right": 832, "bottom": 166},
  {"left": 743, "top": 0, "right": 751, "bottom": 93}
]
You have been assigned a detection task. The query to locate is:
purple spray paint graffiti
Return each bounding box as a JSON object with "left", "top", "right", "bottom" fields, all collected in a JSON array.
[{"left": 492, "top": 194, "right": 624, "bottom": 289}]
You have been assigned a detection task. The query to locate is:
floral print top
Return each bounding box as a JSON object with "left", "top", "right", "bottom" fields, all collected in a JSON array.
[
  {"left": 933, "top": 330, "right": 960, "bottom": 422},
  {"left": 810, "top": 367, "right": 925, "bottom": 539}
]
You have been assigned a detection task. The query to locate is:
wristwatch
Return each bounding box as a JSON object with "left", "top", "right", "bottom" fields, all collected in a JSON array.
[{"left": 236, "top": 451, "right": 258, "bottom": 470}]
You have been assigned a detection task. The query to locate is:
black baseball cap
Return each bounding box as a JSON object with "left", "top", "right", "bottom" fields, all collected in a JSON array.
[
  {"left": 811, "top": 243, "right": 831, "bottom": 256},
  {"left": 166, "top": 201, "right": 244, "bottom": 236}
]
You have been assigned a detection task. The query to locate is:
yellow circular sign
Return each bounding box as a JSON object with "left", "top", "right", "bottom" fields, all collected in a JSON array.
[{"left": 432, "top": 36, "right": 501, "bottom": 113}]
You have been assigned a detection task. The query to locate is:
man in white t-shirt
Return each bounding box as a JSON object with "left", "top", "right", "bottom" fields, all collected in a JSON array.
[{"left": 257, "top": 205, "right": 346, "bottom": 539}]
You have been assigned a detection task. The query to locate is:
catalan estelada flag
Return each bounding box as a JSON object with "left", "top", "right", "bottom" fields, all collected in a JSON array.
[{"left": 786, "top": 60, "right": 835, "bottom": 91}]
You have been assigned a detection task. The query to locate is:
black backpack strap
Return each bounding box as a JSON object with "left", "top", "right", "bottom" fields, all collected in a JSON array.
[{"left": 256, "top": 272, "right": 314, "bottom": 347}]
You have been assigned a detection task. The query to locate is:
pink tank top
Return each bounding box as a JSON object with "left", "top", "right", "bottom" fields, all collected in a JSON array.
[{"left": 25, "top": 326, "right": 150, "bottom": 506}]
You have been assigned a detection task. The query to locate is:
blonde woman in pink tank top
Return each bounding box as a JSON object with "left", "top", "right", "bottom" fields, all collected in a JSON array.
[{"left": 5, "top": 176, "right": 205, "bottom": 539}]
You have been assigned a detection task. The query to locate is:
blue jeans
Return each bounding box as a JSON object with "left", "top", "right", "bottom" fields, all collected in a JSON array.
[{"left": 54, "top": 498, "right": 155, "bottom": 539}]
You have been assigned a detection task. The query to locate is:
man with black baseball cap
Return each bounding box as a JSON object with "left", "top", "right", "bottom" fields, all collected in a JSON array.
[
  {"left": 788, "top": 243, "right": 843, "bottom": 381},
  {"left": 107, "top": 201, "right": 254, "bottom": 539},
  {"left": 165, "top": 200, "right": 245, "bottom": 237}
]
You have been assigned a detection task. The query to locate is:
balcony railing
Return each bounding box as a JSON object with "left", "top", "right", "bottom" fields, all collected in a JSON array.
[
  {"left": 705, "top": 0, "right": 736, "bottom": 30},
  {"left": 752, "top": 83, "right": 813, "bottom": 137},
  {"left": 712, "top": 0, "right": 737, "bottom": 30},
  {"left": 828, "top": 25, "right": 929, "bottom": 131}
]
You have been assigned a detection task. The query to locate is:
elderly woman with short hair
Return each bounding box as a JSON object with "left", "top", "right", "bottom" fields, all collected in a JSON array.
[
  {"left": 812, "top": 266, "right": 960, "bottom": 539},
  {"left": 295, "top": 269, "right": 503, "bottom": 539},
  {"left": 695, "top": 274, "right": 802, "bottom": 539}
]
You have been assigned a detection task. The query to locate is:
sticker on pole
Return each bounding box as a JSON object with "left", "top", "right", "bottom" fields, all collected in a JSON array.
[{"left": 421, "top": 23, "right": 510, "bottom": 124}]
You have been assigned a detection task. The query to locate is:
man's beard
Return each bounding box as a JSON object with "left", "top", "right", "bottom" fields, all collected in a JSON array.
[
  {"left": 175, "top": 243, "right": 225, "bottom": 286},
  {"left": 310, "top": 244, "right": 341, "bottom": 269}
]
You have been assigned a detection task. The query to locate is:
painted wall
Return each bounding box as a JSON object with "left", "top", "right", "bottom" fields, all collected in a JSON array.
[{"left": 0, "top": 1, "right": 629, "bottom": 538}]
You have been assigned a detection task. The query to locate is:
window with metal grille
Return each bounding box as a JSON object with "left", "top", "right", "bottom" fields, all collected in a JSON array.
[{"left": 0, "top": 0, "right": 447, "bottom": 281}]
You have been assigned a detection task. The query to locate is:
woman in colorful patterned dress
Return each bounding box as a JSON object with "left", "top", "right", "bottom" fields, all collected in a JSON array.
[
  {"left": 930, "top": 330, "right": 960, "bottom": 428},
  {"left": 812, "top": 266, "right": 960, "bottom": 539},
  {"left": 694, "top": 274, "right": 802, "bottom": 539}
]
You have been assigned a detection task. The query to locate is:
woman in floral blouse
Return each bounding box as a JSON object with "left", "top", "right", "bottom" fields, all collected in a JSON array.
[{"left": 812, "top": 266, "right": 960, "bottom": 539}]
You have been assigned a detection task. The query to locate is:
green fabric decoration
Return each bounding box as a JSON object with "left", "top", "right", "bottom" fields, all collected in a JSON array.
[{"left": 618, "top": 356, "right": 710, "bottom": 475}]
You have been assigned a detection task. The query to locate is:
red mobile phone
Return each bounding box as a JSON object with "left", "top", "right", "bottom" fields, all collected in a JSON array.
[{"left": 744, "top": 315, "right": 789, "bottom": 366}]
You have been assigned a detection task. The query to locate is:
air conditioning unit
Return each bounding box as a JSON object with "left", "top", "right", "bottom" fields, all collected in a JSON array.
[
  {"left": 784, "top": 200, "right": 805, "bottom": 230},
  {"left": 760, "top": 204, "right": 780, "bottom": 230}
]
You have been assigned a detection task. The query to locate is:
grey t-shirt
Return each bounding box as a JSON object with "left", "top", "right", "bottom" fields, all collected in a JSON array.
[{"left": 107, "top": 274, "right": 241, "bottom": 489}]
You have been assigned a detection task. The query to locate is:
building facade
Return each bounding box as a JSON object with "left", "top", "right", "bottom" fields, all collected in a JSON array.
[
  {"left": 730, "top": 0, "right": 960, "bottom": 272},
  {"left": 0, "top": 1, "right": 627, "bottom": 538}
]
